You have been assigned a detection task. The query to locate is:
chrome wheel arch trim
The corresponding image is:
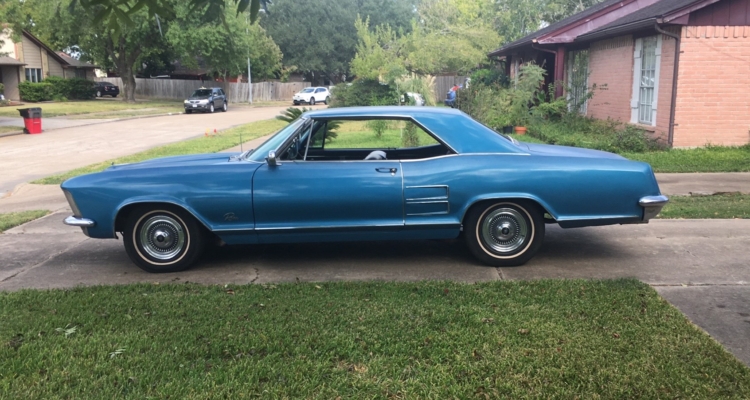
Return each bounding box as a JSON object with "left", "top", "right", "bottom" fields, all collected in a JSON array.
[{"left": 113, "top": 199, "right": 213, "bottom": 237}]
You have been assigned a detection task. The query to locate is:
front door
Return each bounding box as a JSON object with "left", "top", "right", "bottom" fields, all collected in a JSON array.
[{"left": 252, "top": 161, "right": 404, "bottom": 243}]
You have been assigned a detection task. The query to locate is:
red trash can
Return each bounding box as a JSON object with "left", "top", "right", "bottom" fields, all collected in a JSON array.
[{"left": 18, "top": 108, "right": 43, "bottom": 134}]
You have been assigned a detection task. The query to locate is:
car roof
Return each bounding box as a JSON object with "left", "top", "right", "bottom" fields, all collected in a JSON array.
[{"left": 302, "top": 106, "right": 523, "bottom": 154}]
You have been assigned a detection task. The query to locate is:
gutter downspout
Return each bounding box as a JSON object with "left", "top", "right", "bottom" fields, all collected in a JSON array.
[{"left": 655, "top": 23, "right": 681, "bottom": 148}]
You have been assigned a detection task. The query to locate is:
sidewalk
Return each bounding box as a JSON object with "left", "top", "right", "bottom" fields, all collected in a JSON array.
[{"left": 655, "top": 172, "right": 750, "bottom": 196}]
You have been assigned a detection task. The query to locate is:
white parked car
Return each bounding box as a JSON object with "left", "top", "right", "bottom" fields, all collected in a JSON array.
[{"left": 293, "top": 87, "right": 330, "bottom": 105}]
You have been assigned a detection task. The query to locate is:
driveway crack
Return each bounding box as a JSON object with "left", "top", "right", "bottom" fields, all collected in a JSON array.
[{"left": 250, "top": 267, "right": 260, "bottom": 283}]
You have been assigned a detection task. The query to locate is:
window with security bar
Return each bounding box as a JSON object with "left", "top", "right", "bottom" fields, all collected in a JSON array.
[
  {"left": 567, "top": 50, "right": 589, "bottom": 115},
  {"left": 638, "top": 37, "right": 657, "bottom": 125}
]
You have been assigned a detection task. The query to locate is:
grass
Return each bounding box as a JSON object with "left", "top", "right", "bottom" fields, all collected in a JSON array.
[
  {"left": 1, "top": 279, "right": 748, "bottom": 398},
  {"left": 624, "top": 145, "right": 750, "bottom": 173},
  {"left": 33, "top": 119, "right": 287, "bottom": 185},
  {"left": 0, "top": 99, "right": 183, "bottom": 118},
  {"left": 327, "top": 120, "right": 438, "bottom": 149},
  {"left": 0, "top": 126, "right": 22, "bottom": 134},
  {"left": 658, "top": 193, "right": 750, "bottom": 219},
  {"left": 0, "top": 210, "right": 50, "bottom": 233}
]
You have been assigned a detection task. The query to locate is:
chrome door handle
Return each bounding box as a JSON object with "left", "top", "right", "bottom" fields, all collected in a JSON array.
[{"left": 376, "top": 167, "right": 398, "bottom": 175}]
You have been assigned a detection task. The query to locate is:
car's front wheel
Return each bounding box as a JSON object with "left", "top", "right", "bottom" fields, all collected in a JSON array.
[
  {"left": 464, "top": 200, "right": 544, "bottom": 267},
  {"left": 309, "top": 98, "right": 316, "bottom": 106},
  {"left": 96, "top": 90, "right": 102, "bottom": 97},
  {"left": 209, "top": 103, "right": 215, "bottom": 113},
  {"left": 123, "top": 206, "right": 204, "bottom": 273},
  {"left": 185, "top": 109, "right": 192, "bottom": 114}
]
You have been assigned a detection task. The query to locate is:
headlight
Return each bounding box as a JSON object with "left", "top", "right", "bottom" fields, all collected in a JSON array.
[
  {"left": 199, "top": 99, "right": 209, "bottom": 104},
  {"left": 184, "top": 100, "right": 189, "bottom": 104},
  {"left": 63, "top": 190, "right": 82, "bottom": 217}
]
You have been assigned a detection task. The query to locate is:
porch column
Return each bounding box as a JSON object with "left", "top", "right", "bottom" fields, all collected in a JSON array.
[{"left": 554, "top": 46, "right": 566, "bottom": 98}]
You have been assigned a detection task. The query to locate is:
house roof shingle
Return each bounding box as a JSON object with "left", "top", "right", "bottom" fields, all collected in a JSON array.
[
  {"left": 577, "top": 0, "right": 704, "bottom": 40},
  {"left": 56, "top": 52, "right": 98, "bottom": 69},
  {"left": 0, "top": 56, "right": 26, "bottom": 66},
  {"left": 488, "top": 0, "right": 627, "bottom": 56}
]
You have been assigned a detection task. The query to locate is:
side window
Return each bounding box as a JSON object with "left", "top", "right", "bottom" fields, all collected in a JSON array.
[
  {"left": 219, "top": 89, "right": 225, "bottom": 96},
  {"left": 315, "top": 88, "right": 324, "bottom": 93}
]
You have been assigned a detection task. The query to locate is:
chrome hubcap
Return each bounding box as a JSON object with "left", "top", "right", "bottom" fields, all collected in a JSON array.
[
  {"left": 480, "top": 208, "right": 528, "bottom": 253},
  {"left": 139, "top": 215, "right": 186, "bottom": 260}
]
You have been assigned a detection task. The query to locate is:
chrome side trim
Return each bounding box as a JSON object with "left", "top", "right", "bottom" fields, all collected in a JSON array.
[
  {"left": 254, "top": 223, "right": 404, "bottom": 231},
  {"left": 64, "top": 216, "right": 96, "bottom": 227},
  {"left": 639, "top": 195, "right": 669, "bottom": 222}
]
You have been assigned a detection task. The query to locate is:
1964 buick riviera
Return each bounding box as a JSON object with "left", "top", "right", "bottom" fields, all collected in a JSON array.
[{"left": 62, "top": 107, "right": 668, "bottom": 273}]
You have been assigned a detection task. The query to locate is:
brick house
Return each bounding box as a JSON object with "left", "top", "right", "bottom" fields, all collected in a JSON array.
[
  {"left": 488, "top": 0, "right": 750, "bottom": 147},
  {"left": 0, "top": 29, "right": 97, "bottom": 101}
]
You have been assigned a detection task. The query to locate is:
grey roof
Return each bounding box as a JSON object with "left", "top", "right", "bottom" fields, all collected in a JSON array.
[
  {"left": 578, "top": 0, "right": 703, "bottom": 40},
  {"left": 488, "top": 0, "right": 625, "bottom": 56},
  {"left": 56, "top": 52, "right": 98, "bottom": 69},
  {"left": 0, "top": 56, "right": 25, "bottom": 66}
]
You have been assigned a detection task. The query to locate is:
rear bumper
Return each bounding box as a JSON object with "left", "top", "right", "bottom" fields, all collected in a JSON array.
[{"left": 639, "top": 195, "right": 669, "bottom": 222}]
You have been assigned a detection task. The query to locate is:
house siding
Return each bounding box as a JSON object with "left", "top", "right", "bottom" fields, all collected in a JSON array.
[
  {"left": 48, "top": 57, "right": 64, "bottom": 78},
  {"left": 21, "top": 35, "right": 42, "bottom": 69},
  {"left": 586, "top": 35, "right": 634, "bottom": 124},
  {"left": 673, "top": 25, "right": 750, "bottom": 147}
]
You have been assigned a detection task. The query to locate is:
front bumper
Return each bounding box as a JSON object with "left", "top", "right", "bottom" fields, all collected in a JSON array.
[
  {"left": 185, "top": 102, "right": 211, "bottom": 111},
  {"left": 64, "top": 215, "right": 96, "bottom": 227},
  {"left": 639, "top": 195, "right": 669, "bottom": 222}
]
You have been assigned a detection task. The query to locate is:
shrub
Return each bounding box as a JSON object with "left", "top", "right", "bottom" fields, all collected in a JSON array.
[
  {"left": 529, "top": 116, "right": 663, "bottom": 154},
  {"left": 0, "top": 83, "right": 4, "bottom": 94},
  {"left": 19, "top": 82, "right": 54, "bottom": 102},
  {"left": 19, "top": 77, "right": 95, "bottom": 102},
  {"left": 366, "top": 119, "right": 389, "bottom": 138},
  {"left": 329, "top": 79, "right": 398, "bottom": 107}
]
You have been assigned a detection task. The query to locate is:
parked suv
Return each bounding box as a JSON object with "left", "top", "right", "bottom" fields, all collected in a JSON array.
[
  {"left": 292, "top": 87, "right": 330, "bottom": 105},
  {"left": 184, "top": 87, "right": 228, "bottom": 114},
  {"left": 95, "top": 81, "right": 119, "bottom": 98}
]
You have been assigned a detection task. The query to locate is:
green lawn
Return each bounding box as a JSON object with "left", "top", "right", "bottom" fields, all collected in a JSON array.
[
  {"left": 0, "top": 125, "right": 22, "bottom": 134},
  {"left": 34, "top": 119, "right": 287, "bottom": 185},
  {"left": 624, "top": 146, "right": 750, "bottom": 173},
  {"left": 658, "top": 193, "right": 750, "bottom": 219},
  {"left": 0, "top": 100, "right": 183, "bottom": 118},
  {"left": 327, "top": 120, "right": 439, "bottom": 148},
  {"left": 1, "top": 279, "right": 747, "bottom": 398},
  {"left": 0, "top": 210, "right": 50, "bottom": 233}
]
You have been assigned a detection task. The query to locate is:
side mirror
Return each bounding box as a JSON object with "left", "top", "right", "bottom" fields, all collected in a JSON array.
[{"left": 267, "top": 150, "right": 279, "bottom": 167}]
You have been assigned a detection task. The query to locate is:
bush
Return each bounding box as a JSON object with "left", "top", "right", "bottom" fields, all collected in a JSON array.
[
  {"left": 19, "top": 82, "right": 54, "bottom": 102},
  {"left": 329, "top": 79, "right": 398, "bottom": 107},
  {"left": 0, "top": 82, "right": 4, "bottom": 94},
  {"left": 19, "top": 77, "right": 96, "bottom": 102},
  {"left": 529, "top": 116, "right": 663, "bottom": 154}
]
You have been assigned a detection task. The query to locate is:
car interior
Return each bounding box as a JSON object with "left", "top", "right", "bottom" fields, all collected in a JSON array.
[{"left": 278, "top": 118, "right": 454, "bottom": 162}]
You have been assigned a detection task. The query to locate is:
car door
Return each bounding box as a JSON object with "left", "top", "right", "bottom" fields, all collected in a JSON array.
[
  {"left": 252, "top": 122, "right": 404, "bottom": 243},
  {"left": 314, "top": 88, "right": 325, "bottom": 102},
  {"left": 213, "top": 89, "right": 224, "bottom": 107}
]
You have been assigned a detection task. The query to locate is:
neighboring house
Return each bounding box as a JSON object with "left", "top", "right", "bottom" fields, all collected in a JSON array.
[
  {"left": 0, "top": 29, "right": 97, "bottom": 101},
  {"left": 488, "top": 0, "right": 750, "bottom": 147}
]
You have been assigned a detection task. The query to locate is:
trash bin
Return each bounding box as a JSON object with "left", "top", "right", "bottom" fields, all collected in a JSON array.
[{"left": 18, "top": 107, "right": 42, "bottom": 134}]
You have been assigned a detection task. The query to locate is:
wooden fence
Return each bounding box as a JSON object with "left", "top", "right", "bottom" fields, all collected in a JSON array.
[
  {"left": 433, "top": 75, "right": 467, "bottom": 102},
  {"left": 95, "top": 78, "right": 310, "bottom": 103}
]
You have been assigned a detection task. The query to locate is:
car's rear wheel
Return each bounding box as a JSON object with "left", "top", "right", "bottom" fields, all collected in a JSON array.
[
  {"left": 309, "top": 98, "right": 316, "bottom": 106},
  {"left": 96, "top": 90, "right": 102, "bottom": 97},
  {"left": 209, "top": 103, "right": 215, "bottom": 113},
  {"left": 324, "top": 96, "right": 330, "bottom": 105},
  {"left": 123, "top": 206, "right": 204, "bottom": 273},
  {"left": 464, "top": 200, "right": 544, "bottom": 267},
  {"left": 222, "top": 101, "right": 228, "bottom": 112},
  {"left": 112, "top": 94, "right": 118, "bottom": 98}
]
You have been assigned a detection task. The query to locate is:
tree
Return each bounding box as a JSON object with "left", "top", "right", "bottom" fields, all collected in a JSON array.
[
  {"left": 261, "top": 0, "right": 415, "bottom": 84},
  {"left": 168, "top": 2, "right": 282, "bottom": 92},
  {"left": 24, "top": 0, "right": 170, "bottom": 102}
]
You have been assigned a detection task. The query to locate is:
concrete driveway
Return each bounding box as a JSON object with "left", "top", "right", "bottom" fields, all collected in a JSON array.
[{"left": 0, "top": 104, "right": 324, "bottom": 195}]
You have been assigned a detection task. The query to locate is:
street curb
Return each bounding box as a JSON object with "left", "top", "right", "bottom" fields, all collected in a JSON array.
[{"left": 0, "top": 130, "right": 24, "bottom": 138}]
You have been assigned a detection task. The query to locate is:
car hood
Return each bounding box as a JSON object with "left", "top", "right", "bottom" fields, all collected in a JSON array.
[
  {"left": 188, "top": 95, "right": 211, "bottom": 100},
  {"left": 107, "top": 153, "right": 238, "bottom": 171},
  {"left": 522, "top": 142, "right": 626, "bottom": 160}
]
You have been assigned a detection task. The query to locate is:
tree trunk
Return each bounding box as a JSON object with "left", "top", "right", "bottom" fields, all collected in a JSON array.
[{"left": 121, "top": 65, "right": 137, "bottom": 103}]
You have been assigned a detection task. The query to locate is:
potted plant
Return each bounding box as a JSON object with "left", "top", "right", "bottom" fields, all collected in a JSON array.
[{"left": 509, "top": 64, "right": 546, "bottom": 135}]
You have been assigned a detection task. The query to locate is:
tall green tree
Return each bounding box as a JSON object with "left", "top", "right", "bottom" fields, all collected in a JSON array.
[
  {"left": 25, "top": 0, "right": 170, "bottom": 102},
  {"left": 261, "top": 0, "right": 415, "bottom": 84},
  {"left": 168, "top": 3, "right": 282, "bottom": 93}
]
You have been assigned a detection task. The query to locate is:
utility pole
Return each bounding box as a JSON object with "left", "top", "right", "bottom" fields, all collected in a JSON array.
[{"left": 248, "top": 58, "right": 253, "bottom": 104}]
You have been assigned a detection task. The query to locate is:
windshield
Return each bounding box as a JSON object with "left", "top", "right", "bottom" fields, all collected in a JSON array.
[
  {"left": 191, "top": 89, "right": 212, "bottom": 97},
  {"left": 246, "top": 118, "right": 309, "bottom": 162},
  {"left": 300, "top": 88, "right": 315, "bottom": 93}
]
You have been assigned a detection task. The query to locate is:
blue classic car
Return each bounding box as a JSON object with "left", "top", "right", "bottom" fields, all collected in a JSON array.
[{"left": 62, "top": 107, "right": 668, "bottom": 273}]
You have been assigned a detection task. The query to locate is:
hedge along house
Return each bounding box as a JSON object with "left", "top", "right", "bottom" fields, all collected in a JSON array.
[
  {"left": 0, "top": 29, "right": 97, "bottom": 101},
  {"left": 488, "top": 0, "right": 750, "bottom": 148}
]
